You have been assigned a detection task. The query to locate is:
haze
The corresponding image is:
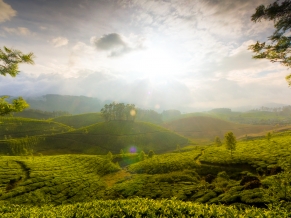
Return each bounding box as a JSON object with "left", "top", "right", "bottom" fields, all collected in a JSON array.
[{"left": 0, "top": 0, "right": 290, "bottom": 112}]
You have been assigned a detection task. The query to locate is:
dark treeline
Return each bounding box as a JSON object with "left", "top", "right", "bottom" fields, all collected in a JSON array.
[{"left": 100, "top": 102, "right": 136, "bottom": 121}]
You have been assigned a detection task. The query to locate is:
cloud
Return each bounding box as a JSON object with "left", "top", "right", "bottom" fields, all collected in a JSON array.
[
  {"left": 0, "top": 0, "right": 16, "bottom": 23},
  {"left": 3, "top": 27, "right": 32, "bottom": 36},
  {"left": 94, "top": 33, "right": 125, "bottom": 50},
  {"left": 92, "top": 33, "right": 145, "bottom": 57},
  {"left": 51, "top": 37, "right": 69, "bottom": 47}
]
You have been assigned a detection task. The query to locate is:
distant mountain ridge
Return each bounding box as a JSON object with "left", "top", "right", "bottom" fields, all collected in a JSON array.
[{"left": 25, "top": 94, "right": 104, "bottom": 114}]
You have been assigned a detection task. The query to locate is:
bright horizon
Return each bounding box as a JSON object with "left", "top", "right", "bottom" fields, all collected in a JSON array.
[{"left": 0, "top": 0, "right": 290, "bottom": 112}]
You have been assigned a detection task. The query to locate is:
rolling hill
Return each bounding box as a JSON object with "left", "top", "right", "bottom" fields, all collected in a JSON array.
[
  {"left": 0, "top": 117, "right": 74, "bottom": 140},
  {"left": 51, "top": 113, "right": 104, "bottom": 129},
  {"left": 163, "top": 116, "right": 275, "bottom": 142},
  {"left": 30, "top": 121, "right": 190, "bottom": 155}
]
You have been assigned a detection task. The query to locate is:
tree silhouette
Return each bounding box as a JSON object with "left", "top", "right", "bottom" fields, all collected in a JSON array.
[
  {"left": 100, "top": 102, "right": 137, "bottom": 121},
  {"left": 225, "top": 132, "right": 236, "bottom": 158}
]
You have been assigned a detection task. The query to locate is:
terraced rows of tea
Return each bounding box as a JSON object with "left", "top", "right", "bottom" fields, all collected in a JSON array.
[
  {"left": 199, "top": 130, "right": 291, "bottom": 170},
  {"left": 0, "top": 155, "right": 120, "bottom": 204},
  {"left": 0, "top": 117, "right": 74, "bottom": 139}
]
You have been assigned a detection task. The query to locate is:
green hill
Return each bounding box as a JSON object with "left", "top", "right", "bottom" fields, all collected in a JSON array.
[
  {"left": 51, "top": 113, "right": 104, "bottom": 128},
  {"left": 30, "top": 121, "right": 190, "bottom": 155},
  {"left": 163, "top": 116, "right": 275, "bottom": 143},
  {"left": 12, "top": 109, "right": 70, "bottom": 120},
  {"left": 0, "top": 117, "right": 74, "bottom": 140}
]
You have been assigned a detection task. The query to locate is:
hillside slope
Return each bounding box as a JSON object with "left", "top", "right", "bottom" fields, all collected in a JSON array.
[
  {"left": 33, "top": 121, "right": 190, "bottom": 155},
  {"left": 51, "top": 113, "right": 104, "bottom": 128},
  {"left": 0, "top": 117, "right": 74, "bottom": 140},
  {"left": 163, "top": 116, "right": 274, "bottom": 142}
]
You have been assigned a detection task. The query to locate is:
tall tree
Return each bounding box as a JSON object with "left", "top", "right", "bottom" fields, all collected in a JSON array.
[
  {"left": 225, "top": 132, "right": 236, "bottom": 158},
  {"left": 249, "top": 0, "right": 291, "bottom": 86},
  {"left": 0, "top": 47, "right": 34, "bottom": 116}
]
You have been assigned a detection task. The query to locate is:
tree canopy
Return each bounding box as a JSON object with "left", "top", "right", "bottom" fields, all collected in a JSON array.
[
  {"left": 0, "top": 46, "right": 34, "bottom": 116},
  {"left": 249, "top": 0, "right": 291, "bottom": 86},
  {"left": 100, "top": 102, "right": 137, "bottom": 121}
]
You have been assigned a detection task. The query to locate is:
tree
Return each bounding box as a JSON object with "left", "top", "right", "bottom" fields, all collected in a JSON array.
[
  {"left": 249, "top": 0, "right": 291, "bottom": 86},
  {"left": 0, "top": 96, "right": 29, "bottom": 116},
  {"left": 214, "top": 136, "right": 222, "bottom": 147},
  {"left": 0, "top": 46, "right": 34, "bottom": 116},
  {"left": 100, "top": 102, "right": 137, "bottom": 121},
  {"left": 148, "top": 150, "right": 155, "bottom": 158},
  {"left": 225, "top": 132, "right": 236, "bottom": 158}
]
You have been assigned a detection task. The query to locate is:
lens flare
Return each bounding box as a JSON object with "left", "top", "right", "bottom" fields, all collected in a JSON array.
[
  {"left": 130, "top": 109, "right": 136, "bottom": 116},
  {"left": 129, "top": 146, "right": 137, "bottom": 153}
]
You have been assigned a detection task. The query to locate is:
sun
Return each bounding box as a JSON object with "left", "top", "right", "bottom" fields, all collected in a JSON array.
[{"left": 115, "top": 47, "right": 183, "bottom": 77}]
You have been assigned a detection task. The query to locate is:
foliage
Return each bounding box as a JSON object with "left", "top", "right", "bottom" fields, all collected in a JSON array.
[
  {"left": 0, "top": 198, "right": 291, "bottom": 217},
  {"left": 0, "top": 97, "right": 29, "bottom": 117},
  {"left": 0, "top": 46, "right": 34, "bottom": 77},
  {"left": 0, "top": 47, "right": 34, "bottom": 116},
  {"left": 225, "top": 132, "right": 237, "bottom": 157},
  {"left": 101, "top": 102, "right": 136, "bottom": 121},
  {"left": 249, "top": 0, "right": 291, "bottom": 85}
]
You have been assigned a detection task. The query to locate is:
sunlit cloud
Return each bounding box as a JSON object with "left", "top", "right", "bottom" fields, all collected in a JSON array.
[
  {"left": 1, "top": 0, "right": 290, "bottom": 111},
  {"left": 3, "top": 27, "right": 32, "bottom": 36},
  {"left": 51, "top": 37, "right": 69, "bottom": 47},
  {"left": 0, "top": 0, "right": 16, "bottom": 23}
]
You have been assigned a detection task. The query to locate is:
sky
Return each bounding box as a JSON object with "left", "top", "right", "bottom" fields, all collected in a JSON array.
[{"left": 0, "top": 0, "right": 290, "bottom": 112}]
